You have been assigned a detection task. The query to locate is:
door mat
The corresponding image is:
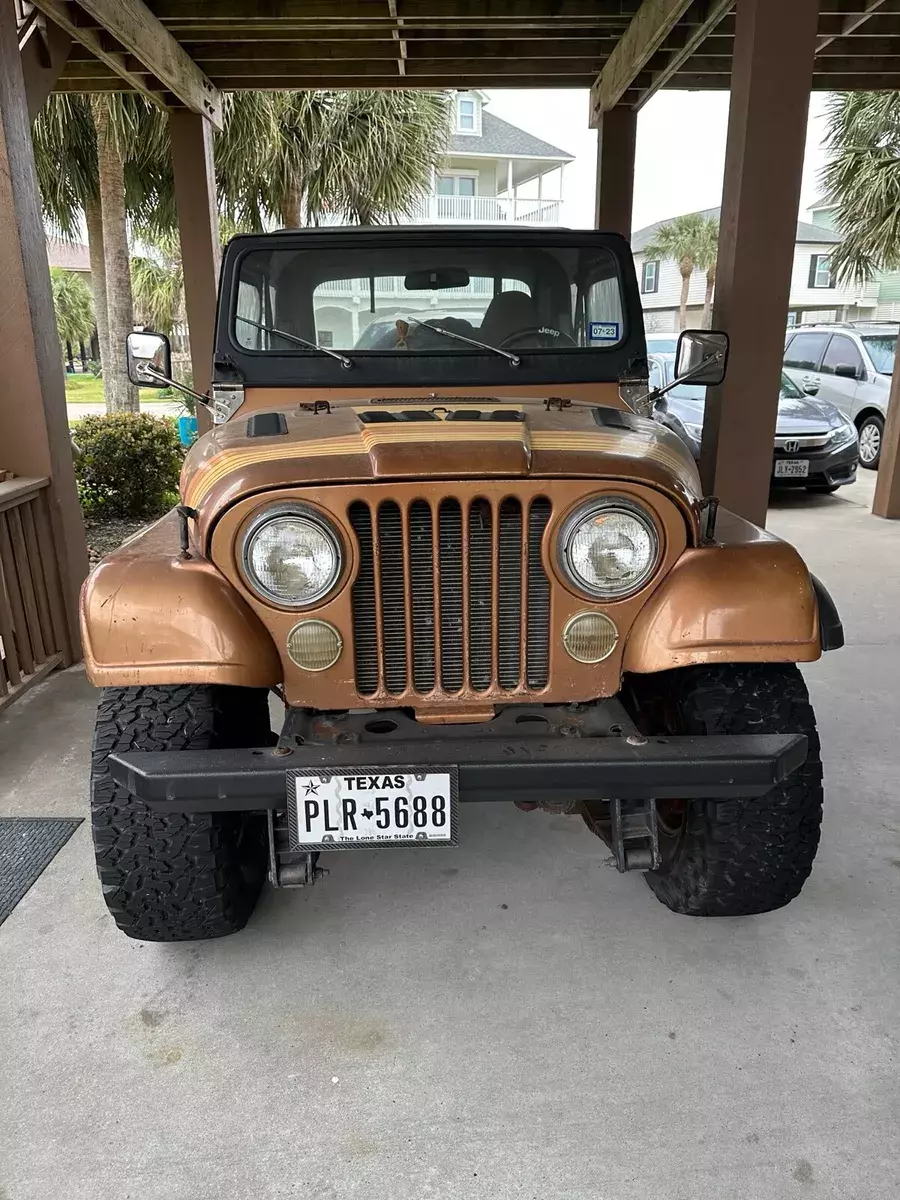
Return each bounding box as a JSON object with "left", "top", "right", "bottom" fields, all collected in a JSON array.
[{"left": 0, "top": 818, "right": 83, "bottom": 926}]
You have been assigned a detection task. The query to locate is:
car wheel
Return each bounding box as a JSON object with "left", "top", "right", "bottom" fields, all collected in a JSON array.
[
  {"left": 91, "top": 684, "right": 274, "bottom": 941},
  {"left": 857, "top": 414, "right": 884, "bottom": 469},
  {"left": 619, "top": 664, "right": 823, "bottom": 917}
]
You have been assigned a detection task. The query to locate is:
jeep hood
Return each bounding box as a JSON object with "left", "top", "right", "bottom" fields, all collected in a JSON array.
[{"left": 183, "top": 399, "right": 703, "bottom": 542}]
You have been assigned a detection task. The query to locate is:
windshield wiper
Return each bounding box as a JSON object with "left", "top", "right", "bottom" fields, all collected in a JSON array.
[
  {"left": 407, "top": 317, "right": 520, "bottom": 367},
  {"left": 237, "top": 316, "right": 353, "bottom": 369}
]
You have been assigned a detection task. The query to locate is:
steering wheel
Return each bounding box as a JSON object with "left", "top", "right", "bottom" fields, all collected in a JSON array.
[{"left": 498, "top": 327, "right": 578, "bottom": 351}]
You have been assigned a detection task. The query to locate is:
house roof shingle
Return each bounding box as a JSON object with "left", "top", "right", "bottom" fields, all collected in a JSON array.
[
  {"left": 449, "top": 111, "right": 573, "bottom": 161},
  {"left": 631, "top": 206, "right": 842, "bottom": 252}
]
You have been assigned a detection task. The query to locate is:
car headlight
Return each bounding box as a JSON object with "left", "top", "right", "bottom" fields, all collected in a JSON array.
[
  {"left": 829, "top": 417, "right": 858, "bottom": 449},
  {"left": 558, "top": 498, "right": 660, "bottom": 600},
  {"left": 242, "top": 504, "right": 342, "bottom": 607},
  {"left": 682, "top": 421, "right": 704, "bottom": 441}
]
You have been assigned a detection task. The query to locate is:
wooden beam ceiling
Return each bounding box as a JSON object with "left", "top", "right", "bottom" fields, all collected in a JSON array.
[
  {"left": 32, "top": 0, "right": 222, "bottom": 125},
  {"left": 42, "top": 2, "right": 900, "bottom": 103}
]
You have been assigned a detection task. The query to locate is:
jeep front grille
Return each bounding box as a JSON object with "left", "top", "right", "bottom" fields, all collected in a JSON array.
[{"left": 348, "top": 494, "right": 552, "bottom": 700}]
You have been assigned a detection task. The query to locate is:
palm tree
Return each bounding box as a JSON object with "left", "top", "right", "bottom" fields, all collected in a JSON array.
[
  {"left": 822, "top": 92, "right": 900, "bottom": 283},
  {"left": 215, "top": 90, "right": 450, "bottom": 229},
  {"left": 131, "top": 229, "right": 184, "bottom": 338},
  {"left": 50, "top": 268, "right": 95, "bottom": 366},
  {"left": 642, "top": 212, "right": 720, "bottom": 331},
  {"left": 33, "top": 94, "right": 171, "bottom": 411}
]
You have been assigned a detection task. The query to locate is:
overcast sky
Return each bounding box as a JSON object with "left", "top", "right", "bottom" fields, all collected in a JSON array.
[{"left": 485, "top": 88, "right": 831, "bottom": 234}]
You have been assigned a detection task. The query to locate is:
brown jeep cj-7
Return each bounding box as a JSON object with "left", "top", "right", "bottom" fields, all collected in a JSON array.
[{"left": 82, "top": 228, "right": 842, "bottom": 941}]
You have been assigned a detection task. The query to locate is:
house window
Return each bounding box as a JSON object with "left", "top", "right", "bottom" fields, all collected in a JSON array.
[
  {"left": 641, "top": 260, "right": 660, "bottom": 294},
  {"left": 437, "top": 174, "right": 476, "bottom": 197},
  {"left": 809, "top": 254, "right": 834, "bottom": 289},
  {"left": 457, "top": 96, "right": 477, "bottom": 133}
]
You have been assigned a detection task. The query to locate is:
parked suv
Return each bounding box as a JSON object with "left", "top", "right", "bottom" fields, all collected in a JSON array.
[
  {"left": 783, "top": 322, "right": 896, "bottom": 468},
  {"left": 81, "top": 227, "right": 841, "bottom": 941}
]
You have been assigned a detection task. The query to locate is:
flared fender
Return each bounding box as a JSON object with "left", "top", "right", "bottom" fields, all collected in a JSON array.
[
  {"left": 80, "top": 511, "right": 281, "bottom": 688},
  {"left": 623, "top": 510, "right": 822, "bottom": 673}
]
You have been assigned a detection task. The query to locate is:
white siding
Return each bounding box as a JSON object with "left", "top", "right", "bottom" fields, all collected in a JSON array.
[{"left": 633, "top": 253, "right": 709, "bottom": 311}]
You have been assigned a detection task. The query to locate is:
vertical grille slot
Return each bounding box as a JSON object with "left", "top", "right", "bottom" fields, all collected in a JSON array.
[
  {"left": 408, "top": 500, "right": 435, "bottom": 691},
  {"left": 438, "top": 499, "right": 464, "bottom": 692},
  {"left": 526, "top": 497, "right": 552, "bottom": 688},
  {"left": 377, "top": 501, "right": 407, "bottom": 695},
  {"left": 348, "top": 502, "right": 377, "bottom": 695},
  {"left": 467, "top": 499, "right": 493, "bottom": 691},
  {"left": 497, "top": 498, "right": 523, "bottom": 688},
  {"left": 349, "top": 491, "right": 552, "bottom": 700}
]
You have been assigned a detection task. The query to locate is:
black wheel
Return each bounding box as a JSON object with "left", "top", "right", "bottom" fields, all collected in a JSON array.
[
  {"left": 623, "top": 664, "right": 823, "bottom": 917},
  {"left": 857, "top": 413, "right": 884, "bottom": 469},
  {"left": 91, "top": 684, "right": 273, "bottom": 941}
]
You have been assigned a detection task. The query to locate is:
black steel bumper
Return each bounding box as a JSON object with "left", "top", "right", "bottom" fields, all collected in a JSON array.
[{"left": 109, "top": 733, "right": 808, "bottom": 813}]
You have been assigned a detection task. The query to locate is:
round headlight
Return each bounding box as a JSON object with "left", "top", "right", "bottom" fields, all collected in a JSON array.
[
  {"left": 559, "top": 498, "right": 659, "bottom": 600},
  {"left": 242, "top": 505, "right": 341, "bottom": 607}
]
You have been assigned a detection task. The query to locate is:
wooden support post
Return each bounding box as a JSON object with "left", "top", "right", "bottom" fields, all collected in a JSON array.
[
  {"left": 0, "top": 0, "right": 87, "bottom": 661},
  {"left": 699, "top": 0, "right": 819, "bottom": 527},
  {"left": 170, "top": 110, "right": 220, "bottom": 436},
  {"left": 872, "top": 372, "right": 900, "bottom": 518},
  {"left": 19, "top": 8, "right": 71, "bottom": 120},
  {"left": 594, "top": 105, "right": 636, "bottom": 239}
]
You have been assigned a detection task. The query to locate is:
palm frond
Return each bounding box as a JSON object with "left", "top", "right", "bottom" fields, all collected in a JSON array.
[
  {"left": 822, "top": 91, "right": 900, "bottom": 284},
  {"left": 50, "top": 267, "right": 95, "bottom": 346}
]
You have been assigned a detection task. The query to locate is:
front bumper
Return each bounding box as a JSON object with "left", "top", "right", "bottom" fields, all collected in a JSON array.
[
  {"left": 771, "top": 437, "right": 859, "bottom": 488},
  {"left": 109, "top": 705, "right": 808, "bottom": 812}
]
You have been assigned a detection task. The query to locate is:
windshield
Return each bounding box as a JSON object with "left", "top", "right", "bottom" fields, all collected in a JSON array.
[
  {"left": 861, "top": 334, "right": 896, "bottom": 375},
  {"left": 233, "top": 242, "right": 625, "bottom": 355}
]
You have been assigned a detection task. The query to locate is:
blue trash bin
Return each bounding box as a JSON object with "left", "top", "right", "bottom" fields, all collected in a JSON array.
[{"left": 177, "top": 414, "right": 198, "bottom": 447}]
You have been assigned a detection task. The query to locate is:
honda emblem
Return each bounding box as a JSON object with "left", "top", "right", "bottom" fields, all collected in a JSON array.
[{"left": 783, "top": 439, "right": 801, "bottom": 454}]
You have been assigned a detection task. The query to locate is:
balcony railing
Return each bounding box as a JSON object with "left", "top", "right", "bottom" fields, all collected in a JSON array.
[{"left": 404, "top": 194, "right": 561, "bottom": 225}]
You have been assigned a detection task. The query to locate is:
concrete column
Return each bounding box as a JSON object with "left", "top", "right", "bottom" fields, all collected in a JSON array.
[
  {"left": 594, "top": 105, "right": 636, "bottom": 239},
  {"left": 873, "top": 372, "right": 900, "bottom": 518},
  {"left": 0, "top": 0, "right": 87, "bottom": 659},
  {"left": 170, "top": 110, "right": 220, "bottom": 435},
  {"left": 699, "top": 0, "right": 819, "bottom": 527}
]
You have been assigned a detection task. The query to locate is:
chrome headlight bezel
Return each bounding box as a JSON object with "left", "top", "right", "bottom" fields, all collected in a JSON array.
[
  {"left": 240, "top": 502, "right": 343, "bottom": 609},
  {"left": 557, "top": 496, "right": 661, "bottom": 601}
]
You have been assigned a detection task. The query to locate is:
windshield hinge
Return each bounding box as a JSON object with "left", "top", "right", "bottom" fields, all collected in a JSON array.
[
  {"left": 211, "top": 381, "right": 244, "bottom": 424},
  {"left": 544, "top": 396, "right": 571, "bottom": 412},
  {"left": 297, "top": 399, "right": 332, "bottom": 415}
]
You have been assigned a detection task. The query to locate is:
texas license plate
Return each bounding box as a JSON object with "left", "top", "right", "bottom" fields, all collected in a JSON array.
[
  {"left": 774, "top": 459, "right": 810, "bottom": 478},
  {"left": 287, "top": 768, "right": 459, "bottom": 849}
]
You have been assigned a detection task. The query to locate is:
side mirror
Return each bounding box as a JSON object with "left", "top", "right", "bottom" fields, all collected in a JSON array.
[
  {"left": 803, "top": 380, "right": 820, "bottom": 396},
  {"left": 833, "top": 362, "right": 859, "bottom": 381},
  {"left": 675, "top": 329, "right": 730, "bottom": 387},
  {"left": 126, "top": 330, "right": 171, "bottom": 386}
]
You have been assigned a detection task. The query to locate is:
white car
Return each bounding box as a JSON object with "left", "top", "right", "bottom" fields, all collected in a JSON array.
[{"left": 783, "top": 323, "right": 895, "bottom": 469}]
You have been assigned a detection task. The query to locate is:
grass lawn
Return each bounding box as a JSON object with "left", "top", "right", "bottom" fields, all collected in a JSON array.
[{"left": 65, "top": 373, "right": 172, "bottom": 405}]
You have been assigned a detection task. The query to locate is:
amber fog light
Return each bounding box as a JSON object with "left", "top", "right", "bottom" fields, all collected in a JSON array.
[
  {"left": 287, "top": 620, "right": 343, "bottom": 671},
  {"left": 562, "top": 612, "right": 618, "bottom": 664}
]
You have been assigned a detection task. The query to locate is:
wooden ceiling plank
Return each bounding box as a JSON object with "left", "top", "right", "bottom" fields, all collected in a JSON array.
[
  {"left": 32, "top": 0, "right": 222, "bottom": 125},
  {"left": 817, "top": 0, "right": 888, "bottom": 52},
  {"left": 590, "top": 0, "right": 696, "bottom": 122},
  {"left": 632, "top": 0, "right": 734, "bottom": 108},
  {"left": 29, "top": 0, "right": 166, "bottom": 108}
]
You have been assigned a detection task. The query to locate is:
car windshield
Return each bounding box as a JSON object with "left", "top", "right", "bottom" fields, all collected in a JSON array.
[
  {"left": 233, "top": 242, "right": 625, "bottom": 355},
  {"left": 861, "top": 334, "right": 896, "bottom": 375}
]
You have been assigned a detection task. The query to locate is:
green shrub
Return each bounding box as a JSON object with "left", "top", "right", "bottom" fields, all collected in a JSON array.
[{"left": 74, "top": 412, "right": 184, "bottom": 519}]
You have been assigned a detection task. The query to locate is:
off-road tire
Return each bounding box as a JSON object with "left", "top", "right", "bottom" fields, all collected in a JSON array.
[
  {"left": 625, "top": 664, "right": 823, "bottom": 917},
  {"left": 91, "top": 684, "right": 273, "bottom": 941}
]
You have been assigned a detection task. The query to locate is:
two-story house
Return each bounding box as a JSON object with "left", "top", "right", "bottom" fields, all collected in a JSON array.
[
  {"left": 314, "top": 91, "right": 574, "bottom": 348},
  {"left": 632, "top": 206, "right": 879, "bottom": 332}
]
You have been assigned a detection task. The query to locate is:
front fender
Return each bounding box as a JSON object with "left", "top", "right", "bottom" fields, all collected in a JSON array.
[
  {"left": 623, "top": 510, "right": 822, "bottom": 673},
  {"left": 80, "top": 510, "right": 281, "bottom": 688}
]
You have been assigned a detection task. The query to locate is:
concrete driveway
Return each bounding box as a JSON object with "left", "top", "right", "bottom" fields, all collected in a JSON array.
[{"left": 1, "top": 480, "right": 898, "bottom": 1200}]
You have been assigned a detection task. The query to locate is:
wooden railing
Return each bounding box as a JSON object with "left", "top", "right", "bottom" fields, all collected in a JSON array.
[{"left": 0, "top": 477, "right": 68, "bottom": 713}]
